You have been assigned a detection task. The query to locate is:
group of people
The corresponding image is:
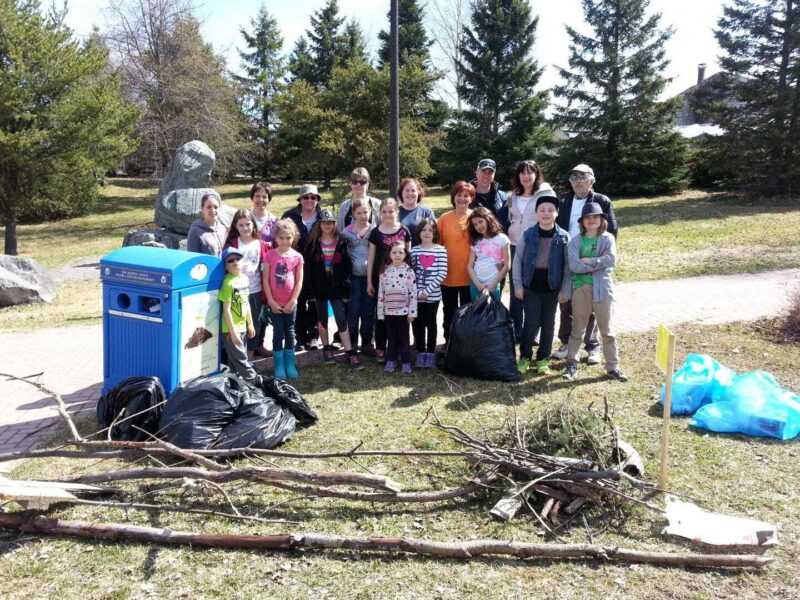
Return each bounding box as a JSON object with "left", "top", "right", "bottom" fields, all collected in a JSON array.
[{"left": 186, "top": 159, "right": 627, "bottom": 384}]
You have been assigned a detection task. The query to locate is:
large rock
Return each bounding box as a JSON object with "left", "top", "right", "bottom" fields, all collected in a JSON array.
[
  {"left": 0, "top": 255, "right": 57, "bottom": 307},
  {"left": 154, "top": 140, "right": 234, "bottom": 234},
  {"left": 123, "top": 229, "right": 188, "bottom": 251}
]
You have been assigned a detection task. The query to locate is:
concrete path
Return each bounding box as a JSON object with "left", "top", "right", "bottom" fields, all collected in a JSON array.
[{"left": 1, "top": 267, "right": 798, "bottom": 457}]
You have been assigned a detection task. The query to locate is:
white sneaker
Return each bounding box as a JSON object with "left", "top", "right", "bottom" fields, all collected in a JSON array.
[
  {"left": 552, "top": 344, "right": 568, "bottom": 359},
  {"left": 586, "top": 349, "right": 601, "bottom": 365}
]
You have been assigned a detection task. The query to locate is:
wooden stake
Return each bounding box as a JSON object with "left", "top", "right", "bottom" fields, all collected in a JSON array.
[{"left": 658, "top": 332, "right": 676, "bottom": 489}]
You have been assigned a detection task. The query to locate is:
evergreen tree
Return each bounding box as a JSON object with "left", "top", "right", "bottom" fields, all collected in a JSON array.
[
  {"left": 289, "top": 0, "right": 350, "bottom": 89},
  {"left": 438, "top": 0, "right": 551, "bottom": 184},
  {"left": 377, "top": 0, "right": 433, "bottom": 68},
  {"left": 0, "top": 0, "right": 137, "bottom": 254},
  {"left": 287, "top": 38, "right": 316, "bottom": 84},
  {"left": 342, "top": 20, "right": 370, "bottom": 65},
  {"left": 238, "top": 4, "right": 285, "bottom": 178},
  {"left": 554, "top": 0, "right": 687, "bottom": 195},
  {"left": 697, "top": 0, "right": 800, "bottom": 192}
]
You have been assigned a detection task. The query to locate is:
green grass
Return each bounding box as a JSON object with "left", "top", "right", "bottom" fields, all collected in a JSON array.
[
  {"left": 1, "top": 321, "right": 798, "bottom": 599},
  {"left": 1, "top": 181, "right": 799, "bottom": 332}
]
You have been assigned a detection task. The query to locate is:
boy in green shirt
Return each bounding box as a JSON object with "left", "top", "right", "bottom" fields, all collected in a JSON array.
[{"left": 219, "top": 246, "right": 260, "bottom": 385}]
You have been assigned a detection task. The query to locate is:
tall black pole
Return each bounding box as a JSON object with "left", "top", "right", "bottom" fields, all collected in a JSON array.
[{"left": 389, "top": 0, "right": 400, "bottom": 195}]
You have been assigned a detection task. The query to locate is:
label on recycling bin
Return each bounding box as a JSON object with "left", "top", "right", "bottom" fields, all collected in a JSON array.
[
  {"left": 103, "top": 265, "right": 172, "bottom": 288},
  {"left": 180, "top": 291, "right": 220, "bottom": 382}
]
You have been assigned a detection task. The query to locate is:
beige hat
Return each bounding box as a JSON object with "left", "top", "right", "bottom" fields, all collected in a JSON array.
[
  {"left": 570, "top": 164, "right": 595, "bottom": 177},
  {"left": 297, "top": 183, "right": 321, "bottom": 202}
]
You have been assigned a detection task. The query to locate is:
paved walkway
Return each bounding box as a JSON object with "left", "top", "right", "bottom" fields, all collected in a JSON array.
[{"left": 0, "top": 267, "right": 797, "bottom": 458}]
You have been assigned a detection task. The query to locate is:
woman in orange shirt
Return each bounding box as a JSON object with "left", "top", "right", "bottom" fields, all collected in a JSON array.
[{"left": 437, "top": 181, "right": 474, "bottom": 343}]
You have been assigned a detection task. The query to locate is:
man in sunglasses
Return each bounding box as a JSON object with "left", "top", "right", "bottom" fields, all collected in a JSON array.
[
  {"left": 553, "top": 164, "right": 618, "bottom": 364},
  {"left": 469, "top": 158, "right": 507, "bottom": 216},
  {"left": 337, "top": 167, "right": 382, "bottom": 231}
]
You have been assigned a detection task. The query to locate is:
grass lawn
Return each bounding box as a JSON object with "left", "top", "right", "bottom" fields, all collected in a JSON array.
[{"left": 1, "top": 320, "right": 798, "bottom": 599}]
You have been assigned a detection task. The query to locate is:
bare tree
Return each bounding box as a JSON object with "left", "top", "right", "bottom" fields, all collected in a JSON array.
[
  {"left": 428, "top": 0, "right": 469, "bottom": 110},
  {"left": 103, "top": 0, "right": 244, "bottom": 176}
]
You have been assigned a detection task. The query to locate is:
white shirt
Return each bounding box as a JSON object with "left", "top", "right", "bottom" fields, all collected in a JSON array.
[
  {"left": 239, "top": 239, "right": 262, "bottom": 294},
  {"left": 569, "top": 197, "right": 588, "bottom": 238}
]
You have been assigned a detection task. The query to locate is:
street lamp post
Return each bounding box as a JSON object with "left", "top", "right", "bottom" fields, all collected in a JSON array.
[{"left": 388, "top": 0, "right": 399, "bottom": 195}]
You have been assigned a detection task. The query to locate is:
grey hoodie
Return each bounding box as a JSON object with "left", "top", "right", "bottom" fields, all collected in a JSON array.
[{"left": 187, "top": 219, "right": 226, "bottom": 256}]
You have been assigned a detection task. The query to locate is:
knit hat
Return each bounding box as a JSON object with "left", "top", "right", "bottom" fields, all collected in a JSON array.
[{"left": 533, "top": 184, "right": 559, "bottom": 210}]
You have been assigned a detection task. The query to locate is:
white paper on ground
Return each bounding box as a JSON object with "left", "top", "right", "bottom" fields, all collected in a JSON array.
[{"left": 663, "top": 497, "right": 778, "bottom": 547}]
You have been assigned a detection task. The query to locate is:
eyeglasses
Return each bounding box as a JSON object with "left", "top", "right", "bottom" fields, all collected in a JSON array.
[
  {"left": 569, "top": 174, "right": 591, "bottom": 181},
  {"left": 225, "top": 257, "right": 241, "bottom": 264},
  {"left": 300, "top": 195, "right": 318, "bottom": 200},
  {"left": 351, "top": 180, "right": 368, "bottom": 186}
]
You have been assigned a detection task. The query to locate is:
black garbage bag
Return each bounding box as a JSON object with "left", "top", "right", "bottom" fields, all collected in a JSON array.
[
  {"left": 158, "top": 372, "right": 305, "bottom": 450},
  {"left": 97, "top": 377, "right": 166, "bottom": 441},
  {"left": 215, "top": 387, "right": 296, "bottom": 449},
  {"left": 158, "top": 373, "right": 241, "bottom": 449},
  {"left": 260, "top": 376, "right": 318, "bottom": 426},
  {"left": 441, "top": 292, "right": 520, "bottom": 382}
]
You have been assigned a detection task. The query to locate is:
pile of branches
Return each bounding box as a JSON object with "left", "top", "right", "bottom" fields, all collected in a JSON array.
[
  {"left": 430, "top": 401, "right": 653, "bottom": 531},
  {"left": 0, "top": 372, "right": 774, "bottom": 571}
]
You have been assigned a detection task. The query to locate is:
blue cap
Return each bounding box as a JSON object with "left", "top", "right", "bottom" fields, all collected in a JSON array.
[{"left": 221, "top": 246, "right": 244, "bottom": 261}]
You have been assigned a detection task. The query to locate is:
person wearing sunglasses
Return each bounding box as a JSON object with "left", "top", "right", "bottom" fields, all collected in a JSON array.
[
  {"left": 336, "top": 167, "right": 381, "bottom": 231},
  {"left": 281, "top": 184, "right": 323, "bottom": 351},
  {"left": 552, "top": 164, "right": 619, "bottom": 364}
]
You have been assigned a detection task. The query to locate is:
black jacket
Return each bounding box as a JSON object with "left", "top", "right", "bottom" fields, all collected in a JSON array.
[
  {"left": 281, "top": 205, "right": 320, "bottom": 250},
  {"left": 557, "top": 190, "right": 619, "bottom": 238},
  {"left": 303, "top": 237, "right": 352, "bottom": 300}
]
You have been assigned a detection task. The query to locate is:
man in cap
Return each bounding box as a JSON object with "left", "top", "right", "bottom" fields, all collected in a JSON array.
[
  {"left": 469, "top": 158, "right": 507, "bottom": 215},
  {"left": 553, "top": 164, "right": 618, "bottom": 364}
]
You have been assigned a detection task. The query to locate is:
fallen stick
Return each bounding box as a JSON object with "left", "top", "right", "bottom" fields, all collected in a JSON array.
[
  {"left": 0, "top": 513, "right": 774, "bottom": 570},
  {"left": 61, "top": 465, "right": 404, "bottom": 493},
  {"left": 1, "top": 372, "right": 84, "bottom": 442}
]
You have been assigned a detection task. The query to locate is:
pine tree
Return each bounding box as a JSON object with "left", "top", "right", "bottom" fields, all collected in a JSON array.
[
  {"left": 436, "top": 0, "right": 550, "bottom": 184},
  {"left": 238, "top": 5, "right": 285, "bottom": 178},
  {"left": 377, "top": 0, "right": 433, "bottom": 68},
  {"left": 554, "top": 0, "right": 687, "bottom": 195},
  {"left": 289, "top": 0, "right": 349, "bottom": 89},
  {"left": 342, "top": 20, "right": 370, "bottom": 65},
  {"left": 697, "top": 0, "right": 800, "bottom": 192},
  {"left": 0, "top": 0, "right": 137, "bottom": 255}
]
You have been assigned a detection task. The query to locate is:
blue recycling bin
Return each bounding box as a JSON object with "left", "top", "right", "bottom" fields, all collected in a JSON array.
[{"left": 100, "top": 246, "right": 226, "bottom": 396}]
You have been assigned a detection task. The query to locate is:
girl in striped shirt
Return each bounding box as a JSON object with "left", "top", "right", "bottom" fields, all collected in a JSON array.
[
  {"left": 377, "top": 241, "right": 417, "bottom": 373},
  {"left": 410, "top": 218, "right": 447, "bottom": 368}
]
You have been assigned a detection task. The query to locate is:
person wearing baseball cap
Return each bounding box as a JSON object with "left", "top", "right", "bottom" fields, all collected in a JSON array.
[
  {"left": 281, "top": 183, "right": 323, "bottom": 351},
  {"left": 219, "top": 245, "right": 262, "bottom": 387},
  {"left": 553, "top": 164, "right": 619, "bottom": 364},
  {"left": 469, "top": 158, "right": 507, "bottom": 216}
]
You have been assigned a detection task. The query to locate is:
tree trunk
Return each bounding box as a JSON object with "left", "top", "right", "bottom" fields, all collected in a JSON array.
[
  {"left": 4, "top": 206, "right": 18, "bottom": 256},
  {"left": 0, "top": 513, "right": 774, "bottom": 570}
]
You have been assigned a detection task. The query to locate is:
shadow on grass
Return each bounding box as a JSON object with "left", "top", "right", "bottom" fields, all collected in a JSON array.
[{"left": 616, "top": 192, "right": 800, "bottom": 227}]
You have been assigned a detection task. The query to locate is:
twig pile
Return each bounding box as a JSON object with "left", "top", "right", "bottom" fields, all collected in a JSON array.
[{"left": 430, "top": 402, "right": 658, "bottom": 530}]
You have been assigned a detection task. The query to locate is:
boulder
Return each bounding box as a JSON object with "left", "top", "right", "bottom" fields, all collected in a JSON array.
[
  {"left": 154, "top": 140, "right": 234, "bottom": 234},
  {"left": 0, "top": 255, "right": 57, "bottom": 307},
  {"left": 123, "top": 229, "right": 188, "bottom": 251}
]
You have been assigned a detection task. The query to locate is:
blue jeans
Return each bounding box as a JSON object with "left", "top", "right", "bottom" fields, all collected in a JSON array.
[
  {"left": 520, "top": 289, "right": 559, "bottom": 361},
  {"left": 347, "top": 275, "right": 375, "bottom": 346},
  {"left": 469, "top": 282, "right": 501, "bottom": 301},
  {"left": 272, "top": 307, "right": 297, "bottom": 351}
]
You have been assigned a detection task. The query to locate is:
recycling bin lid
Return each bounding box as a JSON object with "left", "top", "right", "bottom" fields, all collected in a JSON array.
[{"left": 101, "top": 246, "right": 224, "bottom": 290}]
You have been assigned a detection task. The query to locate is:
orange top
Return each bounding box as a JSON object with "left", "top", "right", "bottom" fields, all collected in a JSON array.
[{"left": 437, "top": 209, "right": 472, "bottom": 287}]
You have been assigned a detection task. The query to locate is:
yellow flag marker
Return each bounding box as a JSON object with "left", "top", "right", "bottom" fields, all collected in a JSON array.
[{"left": 656, "top": 324, "right": 676, "bottom": 489}]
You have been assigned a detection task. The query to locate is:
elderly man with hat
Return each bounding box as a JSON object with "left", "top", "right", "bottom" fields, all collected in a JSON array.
[
  {"left": 553, "top": 164, "right": 618, "bottom": 364},
  {"left": 469, "top": 158, "right": 507, "bottom": 216},
  {"left": 282, "top": 184, "right": 323, "bottom": 351}
]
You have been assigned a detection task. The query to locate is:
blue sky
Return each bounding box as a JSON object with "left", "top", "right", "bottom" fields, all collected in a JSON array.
[{"left": 63, "top": 0, "right": 725, "bottom": 99}]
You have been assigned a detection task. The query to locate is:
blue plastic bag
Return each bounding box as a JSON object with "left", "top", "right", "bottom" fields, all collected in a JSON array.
[
  {"left": 660, "top": 354, "right": 736, "bottom": 415},
  {"left": 690, "top": 371, "right": 800, "bottom": 440}
]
